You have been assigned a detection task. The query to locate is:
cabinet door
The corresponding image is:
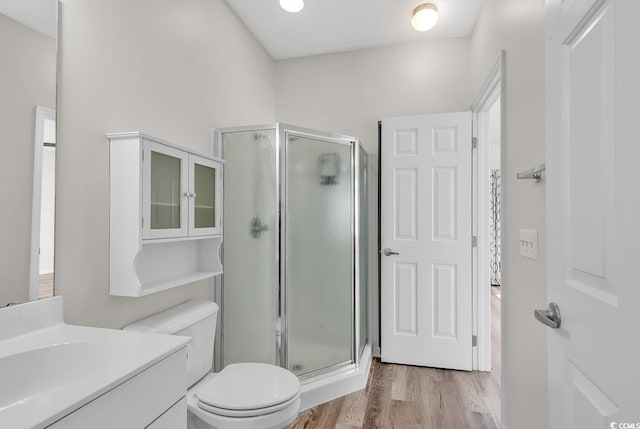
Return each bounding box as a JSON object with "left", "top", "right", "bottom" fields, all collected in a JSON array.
[
  {"left": 188, "top": 154, "right": 221, "bottom": 236},
  {"left": 143, "top": 140, "right": 188, "bottom": 239}
]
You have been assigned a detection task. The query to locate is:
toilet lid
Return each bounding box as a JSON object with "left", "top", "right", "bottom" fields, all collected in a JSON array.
[{"left": 196, "top": 363, "right": 300, "bottom": 412}]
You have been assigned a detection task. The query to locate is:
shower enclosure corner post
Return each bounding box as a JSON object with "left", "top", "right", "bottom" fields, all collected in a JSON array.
[
  {"left": 277, "top": 122, "right": 287, "bottom": 370},
  {"left": 355, "top": 141, "right": 370, "bottom": 366},
  {"left": 353, "top": 139, "right": 360, "bottom": 368},
  {"left": 212, "top": 127, "right": 223, "bottom": 373}
]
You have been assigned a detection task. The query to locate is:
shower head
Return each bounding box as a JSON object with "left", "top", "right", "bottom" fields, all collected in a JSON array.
[{"left": 319, "top": 152, "right": 341, "bottom": 186}]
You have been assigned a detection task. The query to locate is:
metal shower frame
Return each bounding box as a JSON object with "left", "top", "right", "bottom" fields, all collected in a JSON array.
[{"left": 213, "top": 122, "right": 368, "bottom": 381}]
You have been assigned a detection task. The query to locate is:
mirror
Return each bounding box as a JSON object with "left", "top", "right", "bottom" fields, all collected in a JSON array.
[{"left": 0, "top": 0, "right": 57, "bottom": 306}]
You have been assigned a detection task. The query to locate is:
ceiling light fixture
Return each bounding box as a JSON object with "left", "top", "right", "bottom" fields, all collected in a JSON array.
[
  {"left": 280, "top": 0, "right": 304, "bottom": 13},
  {"left": 411, "top": 3, "right": 439, "bottom": 32}
]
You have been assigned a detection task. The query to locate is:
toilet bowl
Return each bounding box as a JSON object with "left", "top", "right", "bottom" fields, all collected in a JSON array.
[{"left": 124, "top": 300, "right": 300, "bottom": 429}]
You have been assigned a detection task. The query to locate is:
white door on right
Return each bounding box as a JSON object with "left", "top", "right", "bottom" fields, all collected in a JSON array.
[
  {"left": 380, "top": 112, "right": 472, "bottom": 371},
  {"left": 546, "top": 0, "right": 640, "bottom": 427}
]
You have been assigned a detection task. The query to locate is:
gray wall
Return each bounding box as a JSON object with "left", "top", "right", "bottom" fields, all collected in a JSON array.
[
  {"left": 0, "top": 15, "right": 56, "bottom": 305},
  {"left": 468, "top": 0, "right": 547, "bottom": 427},
  {"left": 276, "top": 38, "right": 471, "bottom": 155},
  {"left": 55, "top": 0, "right": 276, "bottom": 328}
]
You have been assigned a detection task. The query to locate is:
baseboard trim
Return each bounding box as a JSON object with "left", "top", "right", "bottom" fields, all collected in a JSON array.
[{"left": 372, "top": 346, "right": 381, "bottom": 358}]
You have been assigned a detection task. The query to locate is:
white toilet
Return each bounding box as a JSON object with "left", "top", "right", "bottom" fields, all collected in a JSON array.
[{"left": 124, "top": 300, "right": 301, "bottom": 429}]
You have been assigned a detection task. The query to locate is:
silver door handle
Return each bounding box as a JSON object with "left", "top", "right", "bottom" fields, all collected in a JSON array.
[
  {"left": 381, "top": 248, "right": 400, "bottom": 256},
  {"left": 534, "top": 302, "right": 561, "bottom": 329}
]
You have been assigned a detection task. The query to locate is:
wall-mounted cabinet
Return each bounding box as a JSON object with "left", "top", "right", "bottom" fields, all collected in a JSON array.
[{"left": 108, "top": 132, "right": 223, "bottom": 297}]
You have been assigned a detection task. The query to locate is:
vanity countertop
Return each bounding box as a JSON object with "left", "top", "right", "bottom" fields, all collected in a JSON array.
[{"left": 0, "top": 297, "right": 190, "bottom": 429}]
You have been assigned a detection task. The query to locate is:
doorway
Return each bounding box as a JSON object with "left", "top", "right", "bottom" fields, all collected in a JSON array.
[
  {"left": 471, "top": 53, "right": 503, "bottom": 423},
  {"left": 375, "top": 53, "right": 504, "bottom": 422},
  {"left": 30, "top": 106, "right": 56, "bottom": 300}
]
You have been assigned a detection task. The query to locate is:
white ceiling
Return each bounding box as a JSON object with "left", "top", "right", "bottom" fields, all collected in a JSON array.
[
  {"left": 225, "top": 0, "right": 485, "bottom": 59},
  {"left": 0, "top": 0, "right": 57, "bottom": 39}
]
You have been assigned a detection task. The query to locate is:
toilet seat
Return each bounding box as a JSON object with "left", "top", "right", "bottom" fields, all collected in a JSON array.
[{"left": 196, "top": 363, "right": 300, "bottom": 415}]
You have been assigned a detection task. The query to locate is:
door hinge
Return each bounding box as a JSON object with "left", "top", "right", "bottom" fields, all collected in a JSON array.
[
  {"left": 472, "top": 236, "right": 477, "bottom": 247},
  {"left": 472, "top": 335, "right": 477, "bottom": 347},
  {"left": 472, "top": 137, "right": 478, "bottom": 149},
  {"left": 142, "top": 217, "right": 144, "bottom": 228}
]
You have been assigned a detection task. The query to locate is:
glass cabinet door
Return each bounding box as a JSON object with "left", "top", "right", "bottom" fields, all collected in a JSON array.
[
  {"left": 188, "top": 154, "right": 220, "bottom": 236},
  {"left": 143, "top": 141, "right": 188, "bottom": 239}
]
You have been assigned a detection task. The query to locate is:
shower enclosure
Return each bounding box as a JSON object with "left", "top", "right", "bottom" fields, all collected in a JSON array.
[{"left": 215, "top": 123, "right": 369, "bottom": 390}]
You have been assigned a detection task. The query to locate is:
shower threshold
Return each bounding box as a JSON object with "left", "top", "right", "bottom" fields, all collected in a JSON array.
[{"left": 299, "top": 344, "right": 372, "bottom": 410}]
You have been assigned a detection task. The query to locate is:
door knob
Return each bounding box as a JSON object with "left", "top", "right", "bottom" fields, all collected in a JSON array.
[
  {"left": 534, "top": 302, "right": 561, "bottom": 329},
  {"left": 381, "top": 248, "right": 400, "bottom": 256}
]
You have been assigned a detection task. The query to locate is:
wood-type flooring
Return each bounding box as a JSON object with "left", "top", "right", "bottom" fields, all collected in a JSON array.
[{"left": 288, "top": 286, "right": 501, "bottom": 429}]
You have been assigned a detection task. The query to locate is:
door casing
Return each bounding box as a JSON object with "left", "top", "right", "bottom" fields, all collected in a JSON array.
[{"left": 470, "top": 53, "right": 504, "bottom": 373}]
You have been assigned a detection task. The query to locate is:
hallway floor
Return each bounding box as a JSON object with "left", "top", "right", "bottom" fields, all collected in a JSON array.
[{"left": 288, "top": 286, "right": 502, "bottom": 429}]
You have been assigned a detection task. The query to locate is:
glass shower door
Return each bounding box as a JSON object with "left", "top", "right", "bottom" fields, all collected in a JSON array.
[
  {"left": 285, "top": 132, "right": 353, "bottom": 376},
  {"left": 221, "top": 129, "right": 278, "bottom": 366}
]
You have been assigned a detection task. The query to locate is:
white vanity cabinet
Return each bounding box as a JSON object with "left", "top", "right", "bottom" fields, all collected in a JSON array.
[
  {"left": 47, "top": 348, "right": 187, "bottom": 429},
  {"left": 108, "top": 132, "right": 223, "bottom": 297}
]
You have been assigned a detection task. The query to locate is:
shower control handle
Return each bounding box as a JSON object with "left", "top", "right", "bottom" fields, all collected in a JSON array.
[{"left": 382, "top": 248, "right": 400, "bottom": 256}]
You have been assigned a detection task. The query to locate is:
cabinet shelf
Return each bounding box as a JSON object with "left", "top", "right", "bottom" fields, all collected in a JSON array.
[
  {"left": 107, "top": 132, "right": 224, "bottom": 297},
  {"left": 143, "top": 234, "right": 219, "bottom": 244},
  {"left": 150, "top": 202, "right": 180, "bottom": 207},
  {"left": 138, "top": 270, "right": 223, "bottom": 297}
]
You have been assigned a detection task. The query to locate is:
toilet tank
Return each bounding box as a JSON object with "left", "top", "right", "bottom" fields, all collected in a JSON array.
[{"left": 124, "top": 300, "right": 219, "bottom": 387}]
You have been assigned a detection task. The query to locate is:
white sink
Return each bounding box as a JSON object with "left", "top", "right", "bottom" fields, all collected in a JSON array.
[
  {"left": 0, "top": 297, "right": 190, "bottom": 429},
  {"left": 0, "top": 343, "right": 112, "bottom": 415}
]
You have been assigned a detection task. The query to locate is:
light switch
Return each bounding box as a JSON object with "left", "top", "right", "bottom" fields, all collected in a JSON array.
[{"left": 519, "top": 229, "right": 538, "bottom": 259}]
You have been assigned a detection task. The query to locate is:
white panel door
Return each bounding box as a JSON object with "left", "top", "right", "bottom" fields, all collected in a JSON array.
[
  {"left": 546, "top": 0, "right": 640, "bottom": 426},
  {"left": 381, "top": 112, "right": 472, "bottom": 370}
]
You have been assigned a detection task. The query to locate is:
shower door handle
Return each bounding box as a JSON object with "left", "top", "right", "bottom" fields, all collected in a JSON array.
[{"left": 381, "top": 248, "right": 400, "bottom": 256}]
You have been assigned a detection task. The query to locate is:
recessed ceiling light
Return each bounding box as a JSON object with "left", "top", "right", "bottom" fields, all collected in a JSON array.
[
  {"left": 411, "top": 3, "right": 439, "bottom": 32},
  {"left": 280, "top": 0, "right": 304, "bottom": 13}
]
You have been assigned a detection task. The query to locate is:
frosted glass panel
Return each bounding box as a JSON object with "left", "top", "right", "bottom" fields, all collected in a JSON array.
[
  {"left": 222, "top": 129, "right": 278, "bottom": 366},
  {"left": 287, "top": 134, "right": 353, "bottom": 376},
  {"left": 358, "top": 146, "right": 368, "bottom": 357},
  {"left": 150, "top": 151, "right": 181, "bottom": 229},
  {"left": 194, "top": 163, "right": 215, "bottom": 229}
]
